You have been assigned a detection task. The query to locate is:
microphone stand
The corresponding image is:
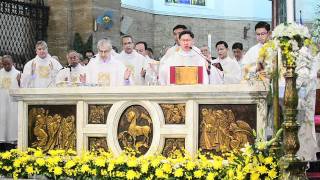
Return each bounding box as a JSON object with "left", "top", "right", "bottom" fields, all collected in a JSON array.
[
  {"left": 189, "top": 47, "right": 212, "bottom": 74},
  {"left": 189, "top": 47, "right": 212, "bottom": 64}
]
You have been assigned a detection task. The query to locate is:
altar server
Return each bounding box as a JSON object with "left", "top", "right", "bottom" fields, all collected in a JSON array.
[
  {"left": 0, "top": 55, "right": 20, "bottom": 149},
  {"left": 55, "top": 50, "right": 86, "bottom": 86},
  {"left": 209, "top": 41, "right": 241, "bottom": 85},
  {"left": 21, "top": 41, "right": 63, "bottom": 88},
  {"left": 86, "top": 38, "right": 131, "bottom": 86},
  {"left": 159, "top": 30, "right": 208, "bottom": 85},
  {"left": 116, "top": 35, "right": 146, "bottom": 85},
  {"left": 241, "top": 21, "right": 271, "bottom": 80}
]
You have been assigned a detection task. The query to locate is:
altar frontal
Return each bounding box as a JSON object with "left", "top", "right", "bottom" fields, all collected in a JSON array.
[{"left": 10, "top": 84, "right": 268, "bottom": 156}]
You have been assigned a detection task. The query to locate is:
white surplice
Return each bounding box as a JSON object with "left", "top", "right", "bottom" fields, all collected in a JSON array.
[
  {"left": 21, "top": 55, "right": 63, "bottom": 88},
  {"left": 241, "top": 43, "right": 263, "bottom": 79},
  {"left": 209, "top": 56, "right": 241, "bottom": 85},
  {"left": 116, "top": 50, "right": 146, "bottom": 85},
  {"left": 86, "top": 55, "right": 128, "bottom": 86},
  {"left": 55, "top": 64, "right": 86, "bottom": 85},
  {"left": 0, "top": 67, "right": 20, "bottom": 142},
  {"left": 158, "top": 47, "right": 209, "bottom": 85}
]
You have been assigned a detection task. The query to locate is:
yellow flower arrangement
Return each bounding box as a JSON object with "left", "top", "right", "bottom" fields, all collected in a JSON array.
[{"left": 0, "top": 141, "right": 280, "bottom": 180}]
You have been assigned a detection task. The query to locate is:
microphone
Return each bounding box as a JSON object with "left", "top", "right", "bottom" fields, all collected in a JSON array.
[{"left": 67, "top": 64, "right": 72, "bottom": 72}]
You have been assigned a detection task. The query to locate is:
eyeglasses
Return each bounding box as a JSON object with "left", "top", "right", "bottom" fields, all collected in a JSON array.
[
  {"left": 256, "top": 32, "right": 268, "bottom": 36},
  {"left": 180, "top": 39, "right": 192, "bottom": 42}
]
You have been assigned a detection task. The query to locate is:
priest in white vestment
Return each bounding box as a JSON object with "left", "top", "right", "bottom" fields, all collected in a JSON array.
[
  {"left": 21, "top": 41, "right": 63, "bottom": 88},
  {"left": 0, "top": 55, "right": 20, "bottom": 145},
  {"left": 159, "top": 30, "right": 209, "bottom": 85},
  {"left": 241, "top": 22, "right": 271, "bottom": 80},
  {"left": 209, "top": 41, "right": 241, "bottom": 85},
  {"left": 86, "top": 38, "right": 131, "bottom": 86},
  {"left": 116, "top": 35, "right": 146, "bottom": 85},
  {"left": 160, "top": 24, "right": 202, "bottom": 64},
  {"left": 135, "top": 41, "right": 160, "bottom": 85},
  {"left": 55, "top": 50, "right": 86, "bottom": 86}
]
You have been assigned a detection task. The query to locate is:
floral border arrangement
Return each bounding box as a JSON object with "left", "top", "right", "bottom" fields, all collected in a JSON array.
[{"left": 0, "top": 141, "right": 279, "bottom": 180}]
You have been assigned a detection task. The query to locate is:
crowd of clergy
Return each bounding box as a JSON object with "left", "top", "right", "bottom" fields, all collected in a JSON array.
[{"left": 1, "top": 21, "right": 319, "bottom": 154}]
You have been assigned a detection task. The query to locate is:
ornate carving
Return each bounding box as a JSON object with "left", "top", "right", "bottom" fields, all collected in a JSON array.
[
  {"left": 88, "top": 137, "right": 108, "bottom": 152},
  {"left": 282, "top": 66, "right": 301, "bottom": 161},
  {"left": 199, "top": 106, "right": 255, "bottom": 152},
  {"left": 279, "top": 65, "right": 308, "bottom": 179},
  {"left": 160, "top": 104, "right": 185, "bottom": 124},
  {"left": 117, "top": 106, "right": 153, "bottom": 155},
  {"left": 162, "top": 138, "right": 185, "bottom": 157},
  {"left": 88, "top": 104, "right": 112, "bottom": 124},
  {"left": 28, "top": 106, "right": 76, "bottom": 152}
]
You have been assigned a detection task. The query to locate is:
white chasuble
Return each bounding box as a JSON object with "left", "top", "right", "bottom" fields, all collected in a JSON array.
[
  {"left": 86, "top": 55, "right": 128, "bottom": 86},
  {"left": 116, "top": 50, "right": 146, "bottom": 85},
  {"left": 21, "top": 55, "right": 63, "bottom": 88}
]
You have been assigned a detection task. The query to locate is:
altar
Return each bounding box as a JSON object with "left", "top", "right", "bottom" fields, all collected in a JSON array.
[{"left": 10, "top": 83, "right": 268, "bottom": 156}]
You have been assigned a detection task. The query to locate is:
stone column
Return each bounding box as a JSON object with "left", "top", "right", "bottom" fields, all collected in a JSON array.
[
  {"left": 47, "top": 0, "right": 94, "bottom": 65},
  {"left": 47, "top": 0, "right": 71, "bottom": 64}
]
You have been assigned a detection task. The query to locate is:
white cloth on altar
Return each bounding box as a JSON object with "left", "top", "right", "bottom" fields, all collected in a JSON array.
[
  {"left": 55, "top": 64, "right": 86, "bottom": 85},
  {"left": 0, "top": 67, "right": 20, "bottom": 142},
  {"left": 158, "top": 47, "right": 209, "bottom": 85},
  {"left": 209, "top": 56, "right": 241, "bottom": 85},
  {"left": 21, "top": 55, "right": 63, "bottom": 88},
  {"left": 116, "top": 50, "right": 146, "bottom": 85},
  {"left": 86, "top": 55, "right": 128, "bottom": 86}
]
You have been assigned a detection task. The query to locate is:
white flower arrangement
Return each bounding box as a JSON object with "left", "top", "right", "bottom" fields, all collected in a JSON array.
[{"left": 273, "top": 23, "right": 310, "bottom": 39}]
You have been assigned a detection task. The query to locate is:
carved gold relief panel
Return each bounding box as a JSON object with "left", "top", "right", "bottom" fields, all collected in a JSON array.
[
  {"left": 88, "top": 137, "right": 108, "bottom": 152},
  {"left": 160, "top": 104, "right": 185, "bottom": 124},
  {"left": 162, "top": 138, "right": 185, "bottom": 157},
  {"left": 117, "top": 105, "right": 153, "bottom": 155},
  {"left": 199, "top": 104, "right": 256, "bottom": 153},
  {"left": 28, "top": 105, "right": 76, "bottom": 152},
  {"left": 88, "top": 104, "right": 112, "bottom": 124}
]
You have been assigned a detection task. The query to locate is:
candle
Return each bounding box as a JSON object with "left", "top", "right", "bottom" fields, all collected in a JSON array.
[
  {"left": 94, "top": 19, "right": 97, "bottom": 32},
  {"left": 286, "top": 0, "right": 294, "bottom": 23},
  {"left": 208, "top": 33, "right": 212, "bottom": 53}
]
